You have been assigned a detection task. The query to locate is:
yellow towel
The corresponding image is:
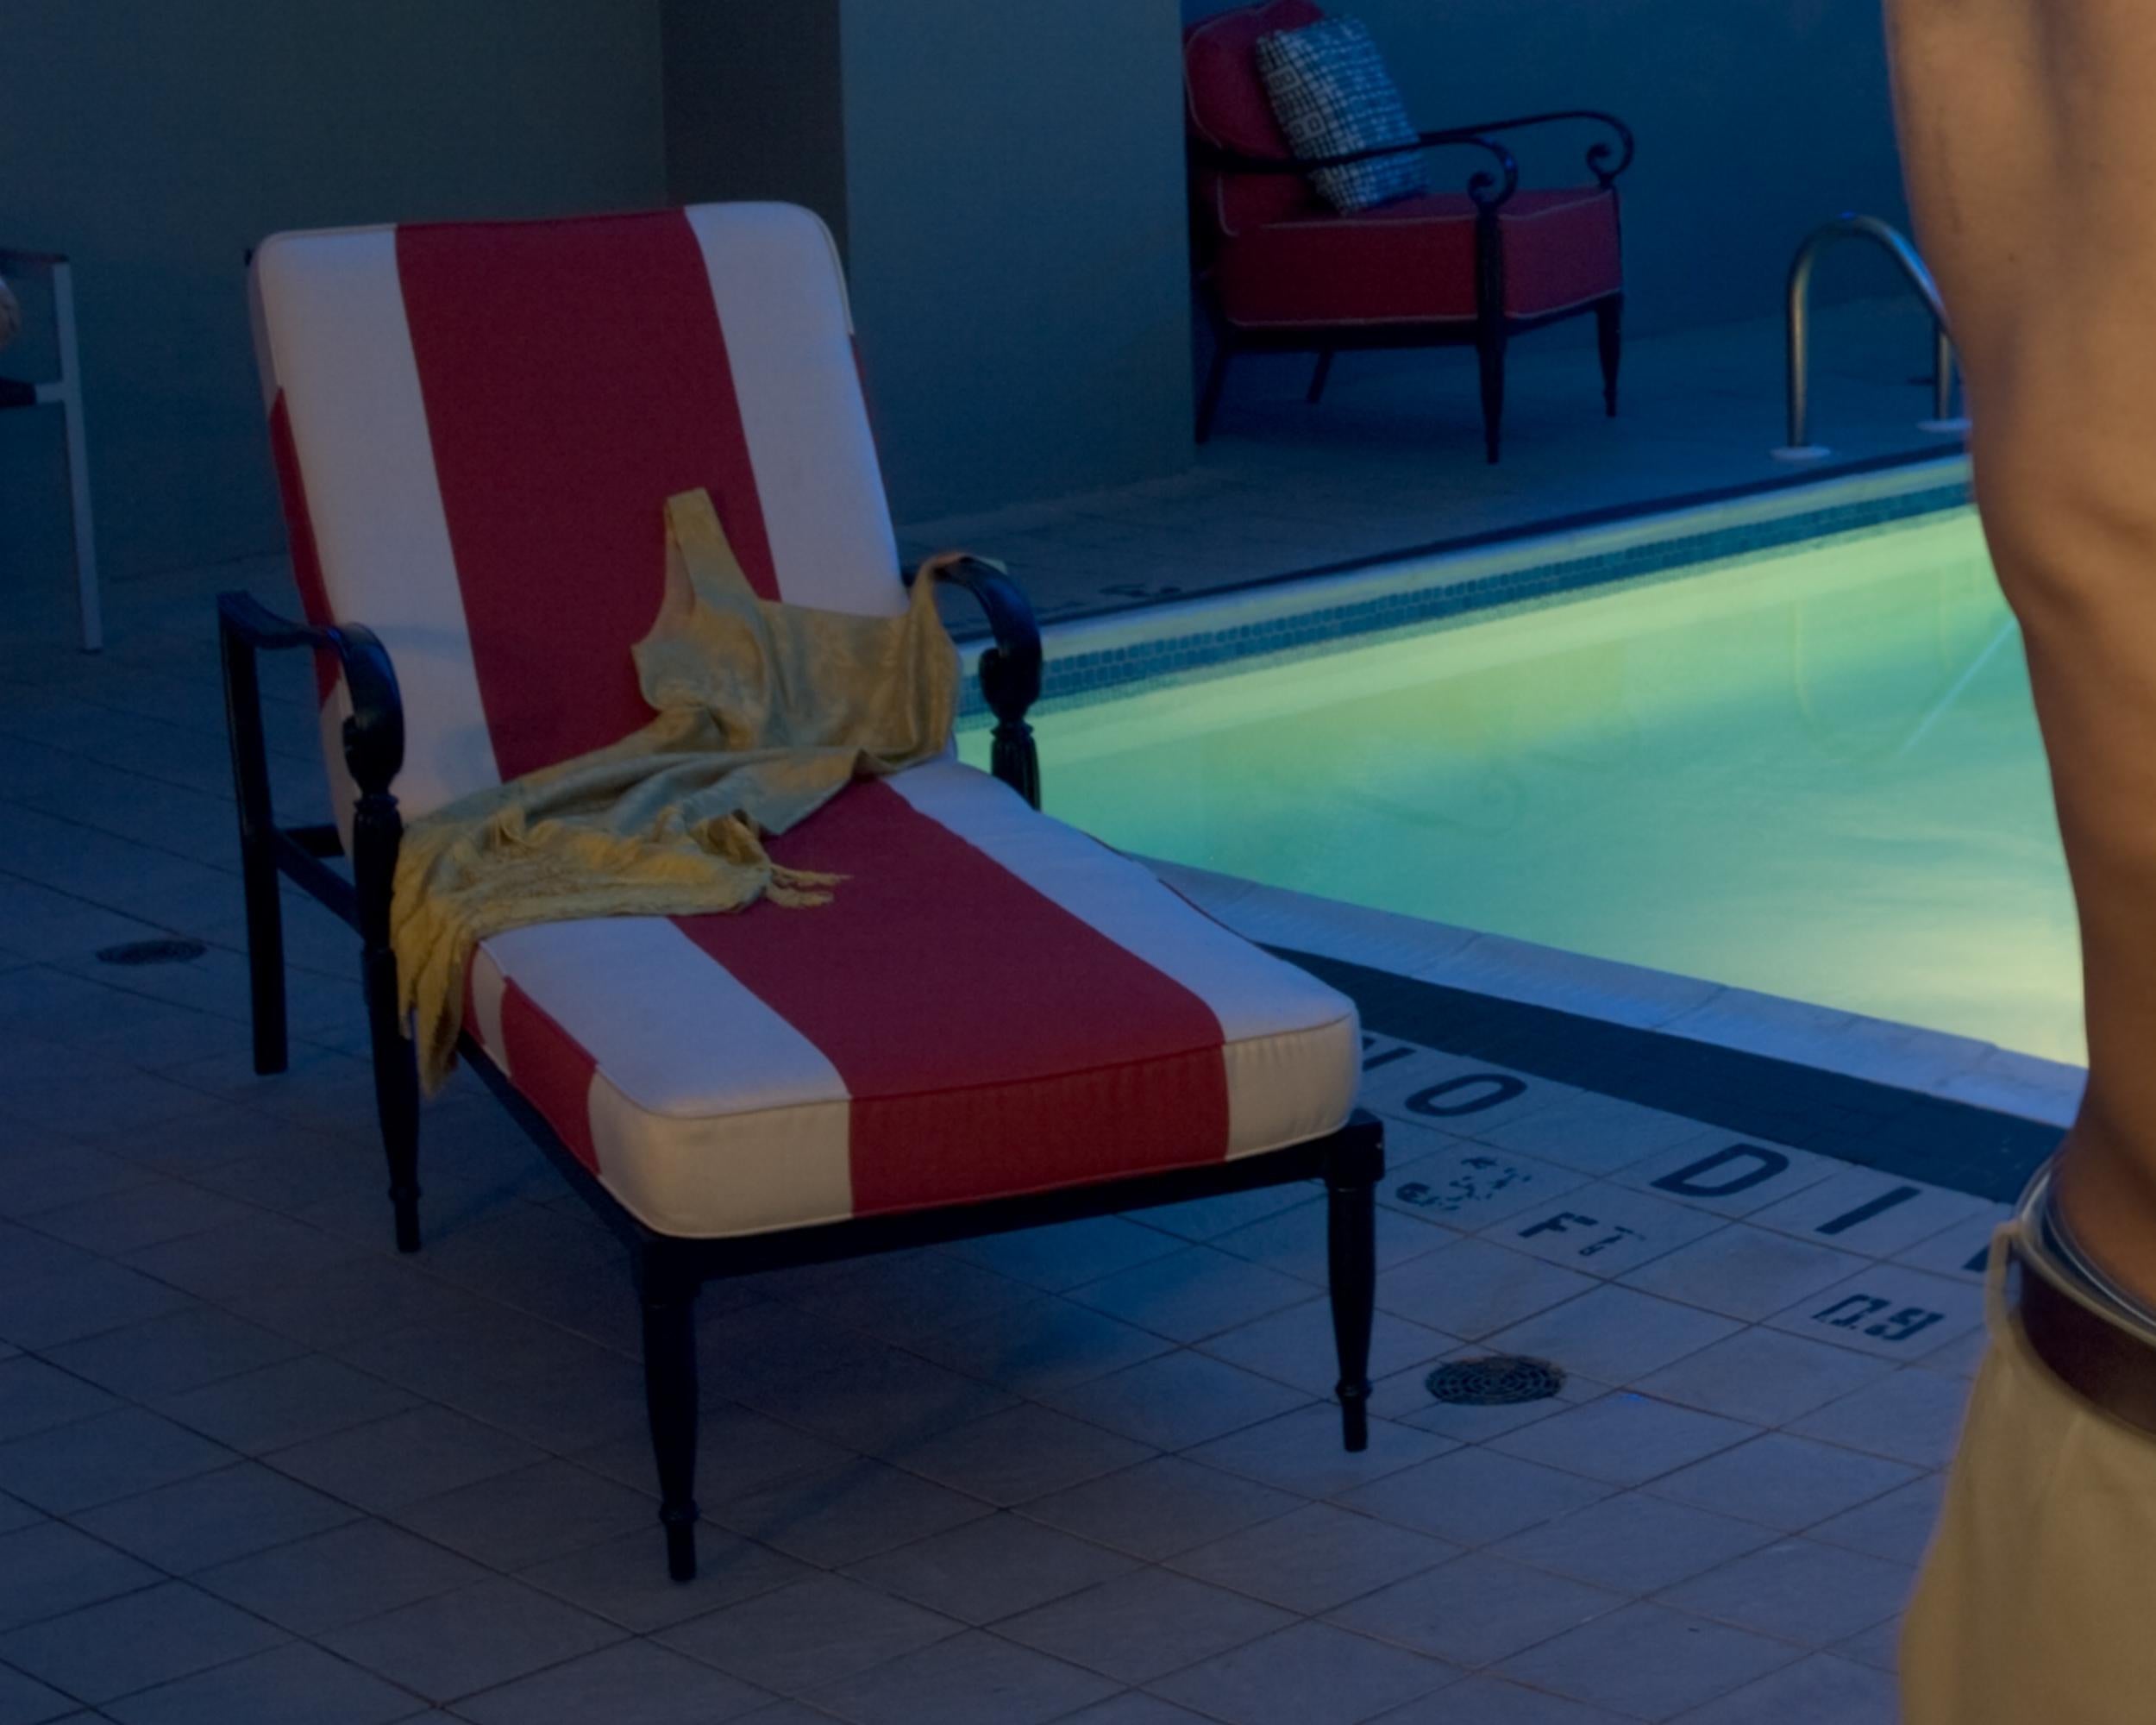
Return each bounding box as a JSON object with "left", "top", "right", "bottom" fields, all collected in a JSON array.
[{"left": 392, "top": 487, "right": 962, "bottom": 1091}]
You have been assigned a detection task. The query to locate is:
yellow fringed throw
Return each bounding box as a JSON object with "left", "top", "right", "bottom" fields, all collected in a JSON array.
[{"left": 392, "top": 487, "right": 962, "bottom": 1091}]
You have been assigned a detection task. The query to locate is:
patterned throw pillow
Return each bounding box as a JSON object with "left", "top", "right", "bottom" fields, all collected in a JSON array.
[{"left": 1256, "top": 17, "right": 1428, "bottom": 214}]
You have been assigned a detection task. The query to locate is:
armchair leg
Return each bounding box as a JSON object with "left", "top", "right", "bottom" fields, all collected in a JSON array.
[
  {"left": 1196, "top": 342, "right": 1233, "bottom": 444},
  {"left": 1597, "top": 295, "right": 1623, "bottom": 417},
  {"left": 1476, "top": 329, "right": 1508, "bottom": 466},
  {"left": 354, "top": 787, "right": 421, "bottom": 1253},
  {"left": 1325, "top": 1126, "right": 1382, "bottom": 1452},
  {"left": 218, "top": 621, "right": 289, "bottom": 1076},
  {"left": 640, "top": 1258, "right": 702, "bottom": 1582},
  {"left": 1307, "top": 348, "right": 1335, "bottom": 405}
]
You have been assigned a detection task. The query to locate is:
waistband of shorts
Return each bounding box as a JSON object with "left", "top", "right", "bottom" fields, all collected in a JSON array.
[{"left": 2012, "top": 1163, "right": 2156, "bottom": 1439}]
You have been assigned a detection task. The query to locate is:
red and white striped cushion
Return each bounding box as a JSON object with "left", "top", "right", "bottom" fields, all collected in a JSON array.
[
  {"left": 251, "top": 202, "right": 1358, "bottom": 1235},
  {"left": 462, "top": 761, "right": 1357, "bottom": 1236}
]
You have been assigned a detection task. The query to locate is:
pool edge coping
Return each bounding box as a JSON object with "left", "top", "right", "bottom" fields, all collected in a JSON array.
[
  {"left": 1147, "top": 856, "right": 2084, "bottom": 1133},
  {"left": 958, "top": 453, "right": 1974, "bottom": 722}
]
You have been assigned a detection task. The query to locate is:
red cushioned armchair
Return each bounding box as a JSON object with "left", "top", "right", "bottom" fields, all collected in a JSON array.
[{"left": 1186, "top": 0, "right": 1633, "bottom": 461}]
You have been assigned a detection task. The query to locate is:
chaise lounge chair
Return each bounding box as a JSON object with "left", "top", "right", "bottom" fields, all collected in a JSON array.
[{"left": 218, "top": 202, "right": 1384, "bottom": 1579}]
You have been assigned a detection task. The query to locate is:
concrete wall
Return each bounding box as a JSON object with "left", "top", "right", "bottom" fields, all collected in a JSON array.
[
  {"left": 1184, "top": 0, "right": 1913, "bottom": 336},
  {"left": 0, "top": 0, "right": 666, "bottom": 588},
  {"left": 663, "top": 0, "right": 848, "bottom": 237},
  {"left": 837, "top": 0, "right": 1194, "bottom": 521}
]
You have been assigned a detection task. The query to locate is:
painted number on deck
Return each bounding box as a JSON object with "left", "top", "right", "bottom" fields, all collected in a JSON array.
[{"left": 1811, "top": 1294, "right": 1946, "bottom": 1345}]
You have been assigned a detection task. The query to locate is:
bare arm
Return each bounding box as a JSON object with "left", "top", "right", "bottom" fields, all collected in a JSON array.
[{"left": 1890, "top": 0, "right": 2156, "bottom": 1291}]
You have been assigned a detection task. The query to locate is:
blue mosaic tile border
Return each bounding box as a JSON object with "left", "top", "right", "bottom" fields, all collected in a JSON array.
[{"left": 957, "top": 476, "right": 1972, "bottom": 725}]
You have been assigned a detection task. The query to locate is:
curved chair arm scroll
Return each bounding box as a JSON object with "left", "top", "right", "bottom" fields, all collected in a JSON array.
[
  {"left": 216, "top": 592, "right": 404, "bottom": 793},
  {"left": 1194, "top": 133, "right": 1523, "bottom": 211},
  {"left": 1441, "top": 110, "right": 1635, "bottom": 188},
  {"left": 914, "top": 555, "right": 1044, "bottom": 808}
]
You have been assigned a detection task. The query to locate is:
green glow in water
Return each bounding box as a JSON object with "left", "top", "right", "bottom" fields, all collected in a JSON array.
[{"left": 966, "top": 511, "right": 2083, "bottom": 1062}]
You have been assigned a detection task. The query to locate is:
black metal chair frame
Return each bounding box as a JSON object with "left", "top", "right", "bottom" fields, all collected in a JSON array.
[
  {"left": 216, "top": 561, "right": 1385, "bottom": 1582},
  {"left": 1193, "top": 110, "right": 1637, "bottom": 463}
]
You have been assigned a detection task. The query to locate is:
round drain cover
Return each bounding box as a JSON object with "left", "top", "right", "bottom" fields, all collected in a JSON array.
[
  {"left": 1426, "top": 1355, "right": 1565, "bottom": 1406},
  {"left": 95, "top": 938, "right": 207, "bottom": 968}
]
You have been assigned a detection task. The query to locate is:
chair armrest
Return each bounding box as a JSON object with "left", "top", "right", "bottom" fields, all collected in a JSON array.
[
  {"left": 914, "top": 555, "right": 1044, "bottom": 808},
  {"left": 1437, "top": 110, "right": 1636, "bottom": 188},
  {"left": 1193, "top": 133, "right": 1521, "bottom": 210},
  {"left": 216, "top": 592, "right": 404, "bottom": 795}
]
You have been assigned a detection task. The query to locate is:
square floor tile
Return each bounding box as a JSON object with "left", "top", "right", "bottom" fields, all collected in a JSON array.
[
  {"left": 1490, "top": 1392, "right": 1758, "bottom": 1487},
  {"left": 0, "top": 1521, "right": 160, "bottom": 1633},
  {"left": 1670, "top": 1651, "right": 1897, "bottom": 1723},
  {"left": 1187, "top": 1406, "right": 1454, "bottom": 1500},
  {"left": 389, "top": 1458, "right": 656, "bottom": 1571},
  {"left": 1892, "top": 1209, "right": 2008, "bottom": 1283},
  {"left": 1495, "top": 1600, "right": 1801, "bottom": 1719},
  {"left": 197, "top": 1520, "right": 489, "bottom": 1634},
  {"left": 912, "top": 1297, "right": 1172, "bottom": 1398},
  {"left": 947, "top": 1216, "right": 1185, "bottom": 1292},
  {"left": 1489, "top": 1182, "right": 1725, "bottom": 1281},
  {"left": 0, "top": 1580, "right": 286, "bottom": 1706},
  {"left": 1634, "top": 1327, "right": 1896, "bottom": 1427},
  {"left": 1785, "top": 1366, "right": 1972, "bottom": 1468},
  {"left": 1210, "top": 1203, "right": 1451, "bottom": 1289},
  {"left": 1492, "top": 1490, "right": 1774, "bottom": 1596},
  {"left": 1807, "top": 1475, "right": 1945, "bottom": 1567},
  {"left": 1059, "top": 1697, "right": 1218, "bottom": 1725},
  {"left": 1645, "top": 1433, "right": 1921, "bottom": 1534},
  {"left": 0, "top": 1357, "right": 116, "bottom": 1443},
  {"left": 1658, "top": 1538, "right": 1913, "bottom": 1647},
  {"left": 0, "top": 1408, "right": 232, "bottom": 1514},
  {"left": 1169, "top": 1502, "right": 1456, "bottom": 1615},
  {"left": 1765, "top": 1264, "right": 1984, "bottom": 1364},
  {"left": 1069, "top": 1247, "right": 1314, "bottom": 1344},
  {"left": 736, "top": 1352, "right": 1017, "bottom": 1461},
  {"left": 519, "top": 1525, "right": 808, "bottom": 1632},
  {"left": 575, "top": 1403, "right": 855, "bottom": 1510},
  {"left": 845, "top": 1512, "right": 1137, "bottom": 1625},
  {"left": 1374, "top": 1674, "right": 1628, "bottom": 1722},
  {"left": 807, "top": 1628, "right": 1118, "bottom": 1725},
  {"left": 1040, "top": 1351, "right": 1310, "bottom": 1452},
  {"left": 1834, "top": 1615, "right": 1901, "bottom": 1674},
  {"left": 1021, "top": 1457, "right": 1300, "bottom": 1561},
  {"left": 711, "top": 1458, "right": 991, "bottom": 1569},
  {"left": 1617, "top": 1224, "right": 1869, "bottom": 1323},
  {"left": 1150, "top": 1620, "right": 1454, "bottom": 1725},
  {"left": 266, "top": 1406, "right": 543, "bottom": 1514},
  {"left": 1336, "top": 1446, "right": 1610, "bottom": 1547},
  {"left": 0, "top": 1663, "right": 74, "bottom": 1725},
  {"left": 321, "top": 1577, "right": 622, "bottom": 1703},
  {"left": 0, "top": 1260, "right": 192, "bottom": 1351},
  {"left": 885, "top": 1403, "right": 1153, "bottom": 1507},
  {"left": 44, "top": 1307, "right": 305, "bottom": 1402},
  {"left": 1131, "top": 1183, "right": 1319, "bottom": 1245},
  {"left": 153, "top": 1355, "right": 419, "bottom": 1454},
  {"left": 1375, "top": 1239, "right": 1597, "bottom": 1342},
  {"left": 1484, "top": 1284, "right": 1741, "bottom": 1387},
  {"left": 1380, "top": 1145, "right": 1585, "bottom": 1235},
  {"left": 659, "top": 1574, "right": 956, "bottom": 1695},
  {"left": 1199, "top": 1301, "right": 1456, "bottom": 1398},
  {"left": 1614, "top": 1139, "right": 1841, "bottom": 1220},
  {"left": 1000, "top": 1568, "right": 1293, "bottom": 1685},
  {"left": 1476, "top": 1092, "right": 1720, "bottom": 1178},
  {"left": 1328, "top": 1550, "right": 1620, "bottom": 1668},
  {"left": 99, "top": 1641, "right": 417, "bottom": 1725},
  {"left": 1745, "top": 1170, "right": 1993, "bottom": 1260},
  {"left": 74, "top": 1459, "right": 355, "bottom": 1572},
  {"left": 454, "top": 1638, "right": 771, "bottom": 1725},
  {"left": 782, "top": 1254, "right": 1042, "bottom": 1350}
]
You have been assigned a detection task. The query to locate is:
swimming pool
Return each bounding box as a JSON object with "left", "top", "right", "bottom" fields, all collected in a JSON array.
[{"left": 963, "top": 508, "right": 2084, "bottom": 1063}]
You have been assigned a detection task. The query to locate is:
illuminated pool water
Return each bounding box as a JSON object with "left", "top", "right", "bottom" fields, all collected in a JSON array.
[{"left": 965, "top": 510, "right": 2084, "bottom": 1063}]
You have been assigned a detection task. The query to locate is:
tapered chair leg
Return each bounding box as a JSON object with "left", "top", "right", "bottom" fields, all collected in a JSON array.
[
  {"left": 1196, "top": 342, "right": 1232, "bottom": 444},
  {"left": 218, "top": 620, "right": 289, "bottom": 1076},
  {"left": 354, "top": 788, "right": 421, "bottom": 1252},
  {"left": 1326, "top": 1133, "right": 1382, "bottom": 1452},
  {"left": 641, "top": 1261, "right": 702, "bottom": 1582},
  {"left": 1476, "top": 329, "right": 1508, "bottom": 466},
  {"left": 1307, "top": 348, "right": 1335, "bottom": 405},
  {"left": 1596, "top": 295, "right": 1623, "bottom": 417}
]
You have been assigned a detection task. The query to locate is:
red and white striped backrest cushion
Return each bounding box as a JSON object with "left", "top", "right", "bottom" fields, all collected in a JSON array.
[{"left": 250, "top": 204, "right": 904, "bottom": 826}]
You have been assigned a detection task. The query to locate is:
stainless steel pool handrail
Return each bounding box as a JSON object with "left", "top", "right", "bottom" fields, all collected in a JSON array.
[{"left": 1780, "top": 214, "right": 1963, "bottom": 458}]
